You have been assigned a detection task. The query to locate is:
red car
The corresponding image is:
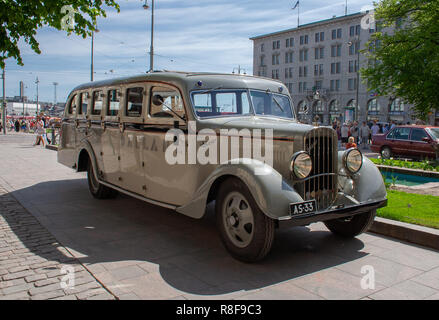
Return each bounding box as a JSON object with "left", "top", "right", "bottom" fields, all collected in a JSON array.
[{"left": 371, "top": 125, "right": 439, "bottom": 159}]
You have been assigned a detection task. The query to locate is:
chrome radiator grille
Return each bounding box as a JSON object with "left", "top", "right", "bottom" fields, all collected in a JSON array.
[{"left": 295, "top": 127, "right": 338, "bottom": 211}]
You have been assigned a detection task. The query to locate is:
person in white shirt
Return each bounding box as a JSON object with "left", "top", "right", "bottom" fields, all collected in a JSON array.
[
  {"left": 359, "top": 121, "right": 371, "bottom": 149},
  {"left": 371, "top": 121, "right": 380, "bottom": 137}
]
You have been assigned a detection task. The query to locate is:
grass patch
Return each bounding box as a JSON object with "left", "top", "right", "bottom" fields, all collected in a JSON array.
[
  {"left": 371, "top": 158, "right": 439, "bottom": 172},
  {"left": 377, "top": 190, "right": 439, "bottom": 229}
]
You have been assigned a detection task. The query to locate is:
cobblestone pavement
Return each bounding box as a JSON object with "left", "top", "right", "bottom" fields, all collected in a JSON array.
[
  {"left": 0, "top": 132, "right": 438, "bottom": 300},
  {"left": 0, "top": 185, "right": 115, "bottom": 300}
]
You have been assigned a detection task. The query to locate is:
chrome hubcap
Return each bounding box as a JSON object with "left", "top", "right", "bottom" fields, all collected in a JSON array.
[{"left": 222, "top": 192, "right": 255, "bottom": 248}]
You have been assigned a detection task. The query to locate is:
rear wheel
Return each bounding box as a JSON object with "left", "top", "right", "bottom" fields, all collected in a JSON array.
[
  {"left": 216, "top": 177, "right": 275, "bottom": 262},
  {"left": 381, "top": 146, "right": 392, "bottom": 159},
  {"left": 87, "top": 158, "right": 118, "bottom": 199},
  {"left": 324, "top": 210, "right": 376, "bottom": 238}
]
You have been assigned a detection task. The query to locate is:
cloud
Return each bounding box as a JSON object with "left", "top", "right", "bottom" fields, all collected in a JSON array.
[{"left": 5, "top": 0, "right": 374, "bottom": 102}]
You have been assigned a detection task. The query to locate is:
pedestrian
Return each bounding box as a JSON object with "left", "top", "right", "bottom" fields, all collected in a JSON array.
[
  {"left": 346, "top": 136, "right": 357, "bottom": 149},
  {"left": 14, "top": 119, "right": 20, "bottom": 132},
  {"left": 341, "top": 122, "right": 349, "bottom": 148},
  {"left": 33, "top": 116, "right": 45, "bottom": 147},
  {"left": 371, "top": 120, "right": 380, "bottom": 137},
  {"left": 351, "top": 121, "right": 359, "bottom": 144},
  {"left": 359, "top": 121, "right": 371, "bottom": 149}
]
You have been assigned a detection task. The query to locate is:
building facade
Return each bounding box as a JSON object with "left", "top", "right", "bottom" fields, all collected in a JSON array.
[{"left": 250, "top": 12, "right": 417, "bottom": 125}]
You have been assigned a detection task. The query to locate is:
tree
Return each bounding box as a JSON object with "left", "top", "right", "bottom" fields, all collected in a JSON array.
[
  {"left": 0, "top": 1, "right": 120, "bottom": 68},
  {"left": 361, "top": 0, "right": 439, "bottom": 119}
]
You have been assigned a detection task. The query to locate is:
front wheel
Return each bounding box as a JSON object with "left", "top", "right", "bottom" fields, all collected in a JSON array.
[
  {"left": 87, "top": 158, "right": 118, "bottom": 199},
  {"left": 216, "top": 177, "right": 275, "bottom": 262},
  {"left": 381, "top": 146, "right": 392, "bottom": 159},
  {"left": 324, "top": 210, "right": 376, "bottom": 238}
]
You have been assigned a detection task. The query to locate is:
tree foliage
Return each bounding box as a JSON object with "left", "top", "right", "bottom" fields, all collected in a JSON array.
[
  {"left": 0, "top": 0, "right": 120, "bottom": 68},
  {"left": 362, "top": 0, "right": 439, "bottom": 119}
]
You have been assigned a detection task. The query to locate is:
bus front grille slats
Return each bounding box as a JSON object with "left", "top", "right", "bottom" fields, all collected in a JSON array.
[{"left": 296, "top": 128, "right": 337, "bottom": 211}]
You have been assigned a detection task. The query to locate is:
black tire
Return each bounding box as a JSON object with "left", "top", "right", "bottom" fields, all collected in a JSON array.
[
  {"left": 215, "top": 177, "right": 275, "bottom": 262},
  {"left": 87, "top": 158, "right": 118, "bottom": 199},
  {"left": 324, "top": 210, "right": 376, "bottom": 238},
  {"left": 381, "top": 146, "right": 392, "bottom": 159}
]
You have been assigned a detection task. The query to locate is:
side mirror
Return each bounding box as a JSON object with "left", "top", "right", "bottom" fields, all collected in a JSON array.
[
  {"left": 422, "top": 137, "right": 431, "bottom": 143},
  {"left": 152, "top": 95, "right": 164, "bottom": 106}
]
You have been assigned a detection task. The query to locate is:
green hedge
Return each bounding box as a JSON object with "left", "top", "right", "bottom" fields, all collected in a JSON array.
[{"left": 371, "top": 158, "right": 439, "bottom": 172}]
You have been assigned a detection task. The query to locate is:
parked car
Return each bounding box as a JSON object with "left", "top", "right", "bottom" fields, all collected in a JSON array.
[
  {"left": 371, "top": 125, "right": 439, "bottom": 159},
  {"left": 58, "top": 71, "right": 387, "bottom": 262}
]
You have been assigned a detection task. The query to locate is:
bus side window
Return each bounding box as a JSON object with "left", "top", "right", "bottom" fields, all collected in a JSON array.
[
  {"left": 68, "top": 94, "right": 77, "bottom": 116},
  {"left": 107, "top": 89, "right": 120, "bottom": 116},
  {"left": 126, "top": 87, "right": 144, "bottom": 117},
  {"left": 78, "top": 92, "right": 89, "bottom": 115},
  {"left": 92, "top": 90, "right": 103, "bottom": 116}
]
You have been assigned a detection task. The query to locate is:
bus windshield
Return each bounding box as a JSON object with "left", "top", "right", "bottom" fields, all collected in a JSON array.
[{"left": 191, "top": 89, "right": 294, "bottom": 119}]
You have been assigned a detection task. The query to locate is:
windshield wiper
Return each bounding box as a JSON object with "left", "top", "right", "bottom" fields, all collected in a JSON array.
[
  {"left": 272, "top": 96, "right": 284, "bottom": 113},
  {"left": 197, "top": 86, "right": 223, "bottom": 95},
  {"left": 161, "top": 102, "right": 186, "bottom": 123}
]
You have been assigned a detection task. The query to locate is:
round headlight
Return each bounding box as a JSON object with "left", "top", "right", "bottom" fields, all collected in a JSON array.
[
  {"left": 344, "top": 148, "right": 363, "bottom": 173},
  {"left": 290, "top": 152, "right": 313, "bottom": 179}
]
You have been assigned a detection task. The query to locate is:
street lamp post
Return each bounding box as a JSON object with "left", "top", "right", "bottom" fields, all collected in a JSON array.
[
  {"left": 35, "top": 77, "right": 39, "bottom": 116},
  {"left": 91, "top": 30, "right": 95, "bottom": 81},
  {"left": 348, "top": 38, "right": 361, "bottom": 122},
  {"left": 143, "top": 0, "right": 154, "bottom": 73},
  {"left": 1, "top": 67, "right": 5, "bottom": 134},
  {"left": 53, "top": 82, "right": 58, "bottom": 106}
]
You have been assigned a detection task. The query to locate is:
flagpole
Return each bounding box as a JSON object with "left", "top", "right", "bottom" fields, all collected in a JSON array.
[{"left": 298, "top": 1, "right": 300, "bottom": 27}]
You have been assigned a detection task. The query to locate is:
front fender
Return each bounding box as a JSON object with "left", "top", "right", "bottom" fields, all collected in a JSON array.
[
  {"left": 176, "top": 159, "right": 304, "bottom": 220},
  {"left": 337, "top": 150, "right": 387, "bottom": 203}
]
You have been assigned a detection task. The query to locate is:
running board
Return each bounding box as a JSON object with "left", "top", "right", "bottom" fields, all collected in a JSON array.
[{"left": 98, "top": 180, "right": 178, "bottom": 211}]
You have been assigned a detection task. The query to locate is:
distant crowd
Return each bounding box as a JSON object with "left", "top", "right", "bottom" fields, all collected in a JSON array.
[
  {"left": 0, "top": 116, "right": 58, "bottom": 147},
  {"left": 332, "top": 120, "right": 397, "bottom": 150}
]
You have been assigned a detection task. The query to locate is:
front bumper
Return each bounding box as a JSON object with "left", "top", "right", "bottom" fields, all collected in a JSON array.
[{"left": 279, "top": 198, "right": 387, "bottom": 227}]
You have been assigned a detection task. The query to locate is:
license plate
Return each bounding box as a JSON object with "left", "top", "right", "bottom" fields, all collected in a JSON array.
[{"left": 290, "top": 200, "right": 317, "bottom": 217}]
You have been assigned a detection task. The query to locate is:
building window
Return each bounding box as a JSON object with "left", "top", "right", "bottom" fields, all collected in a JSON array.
[
  {"left": 272, "top": 40, "right": 280, "bottom": 50},
  {"left": 314, "top": 80, "right": 323, "bottom": 90},
  {"left": 285, "top": 51, "right": 293, "bottom": 64},
  {"left": 272, "top": 54, "right": 280, "bottom": 65},
  {"left": 348, "top": 78, "right": 358, "bottom": 91},
  {"left": 349, "top": 41, "right": 360, "bottom": 55},
  {"left": 300, "top": 35, "right": 308, "bottom": 45},
  {"left": 349, "top": 25, "right": 355, "bottom": 37},
  {"left": 331, "top": 29, "right": 336, "bottom": 40},
  {"left": 261, "top": 43, "right": 264, "bottom": 52},
  {"left": 260, "top": 55, "right": 265, "bottom": 67},
  {"left": 329, "top": 99, "right": 340, "bottom": 112},
  {"left": 286, "top": 37, "right": 294, "bottom": 47},
  {"left": 298, "top": 101, "right": 308, "bottom": 114},
  {"left": 348, "top": 60, "right": 358, "bottom": 73},
  {"left": 272, "top": 69, "right": 279, "bottom": 79},
  {"left": 331, "top": 44, "right": 342, "bottom": 57},
  {"left": 314, "top": 64, "right": 318, "bottom": 76},
  {"left": 368, "top": 98, "right": 380, "bottom": 112},
  {"left": 289, "top": 67, "right": 293, "bottom": 78},
  {"left": 299, "top": 49, "right": 308, "bottom": 62},
  {"left": 337, "top": 28, "right": 342, "bottom": 39},
  {"left": 313, "top": 100, "right": 324, "bottom": 113},
  {"left": 355, "top": 24, "right": 361, "bottom": 35},
  {"left": 330, "top": 62, "right": 341, "bottom": 74},
  {"left": 390, "top": 98, "right": 404, "bottom": 112}
]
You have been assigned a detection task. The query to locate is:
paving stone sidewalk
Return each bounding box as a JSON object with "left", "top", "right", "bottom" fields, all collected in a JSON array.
[{"left": 0, "top": 186, "right": 115, "bottom": 300}]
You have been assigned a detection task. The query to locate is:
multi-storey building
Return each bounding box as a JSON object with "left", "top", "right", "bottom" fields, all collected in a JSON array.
[{"left": 250, "top": 12, "right": 417, "bottom": 125}]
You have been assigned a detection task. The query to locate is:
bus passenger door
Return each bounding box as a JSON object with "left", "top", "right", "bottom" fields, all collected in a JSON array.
[
  {"left": 101, "top": 88, "right": 122, "bottom": 186},
  {"left": 59, "top": 94, "right": 78, "bottom": 168},
  {"left": 119, "top": 86, "right": 147, "bottom": 195}
]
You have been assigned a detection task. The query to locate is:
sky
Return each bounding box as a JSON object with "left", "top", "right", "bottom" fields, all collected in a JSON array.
[{"left": 4, "top": 0, "right": 374, "bottom": 104}]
